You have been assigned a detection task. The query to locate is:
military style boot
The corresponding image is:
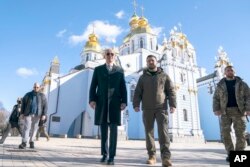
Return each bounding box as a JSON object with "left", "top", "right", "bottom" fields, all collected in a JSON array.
[
  {"left": 146, "top": 155, "right": 156, "bottom": 165},
  {"left": 162, "top": 158, "right": 172, "bottom": 167},
  {"left": 226, "top": 153, "right": 230, "bottom": 162}
]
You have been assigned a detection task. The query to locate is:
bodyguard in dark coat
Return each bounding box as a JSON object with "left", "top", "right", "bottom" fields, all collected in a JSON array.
[
  {"left": 89, "top": 48, "right": 127, "bottom": 165},
  {"left": 19, "top": 82, "right": 47, "bottom": 149},
  {"left": 0, "top": 98, "right": 22, "bottom": 144}
]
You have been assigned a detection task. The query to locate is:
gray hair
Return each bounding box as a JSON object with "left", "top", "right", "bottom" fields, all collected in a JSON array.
[{"left": 103, "top": 48, "right": 115, "bottom": 56}]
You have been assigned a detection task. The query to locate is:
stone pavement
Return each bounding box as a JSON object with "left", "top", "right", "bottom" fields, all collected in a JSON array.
[{"left": 1, "top": 136, "right": 247, "bottom": 167}]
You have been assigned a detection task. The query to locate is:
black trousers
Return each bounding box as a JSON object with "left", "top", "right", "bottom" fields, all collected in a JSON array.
[{"left": 100, "top": 123, "right": 118, "bottom": 158}]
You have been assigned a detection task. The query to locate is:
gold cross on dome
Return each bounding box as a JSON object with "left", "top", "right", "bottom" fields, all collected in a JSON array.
[
  {"left": 132, "top": 0, "right": 137, "bottom": 14},
  {"left": 141, "top": 6, "right": 144, "bottom": 17},
  {"left": 92, "top": 24, "right": 95, "bottom": 34}
]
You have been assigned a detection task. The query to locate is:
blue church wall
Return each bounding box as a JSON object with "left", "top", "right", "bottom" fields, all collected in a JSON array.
[
  {"left": 127, "top": 103, "right": 159, "bottom": 140},
  {"left": 49, "top": 70, "right": 90, "bottom": 137},
  {"left": 127, "top": 104, "right": 145, "bottom": 139},
  {"left": 198, "top": 86, "right": 221, "bottom": 141}
]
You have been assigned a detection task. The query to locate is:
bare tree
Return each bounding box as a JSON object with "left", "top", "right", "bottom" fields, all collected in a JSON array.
[{"left": 0, "top": 102, "right": 9, "bottom": 135}]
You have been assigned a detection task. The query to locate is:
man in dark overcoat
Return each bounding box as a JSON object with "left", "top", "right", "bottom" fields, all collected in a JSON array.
[{"left": 89, "top": 48, "right": 127, "bottom": 165}]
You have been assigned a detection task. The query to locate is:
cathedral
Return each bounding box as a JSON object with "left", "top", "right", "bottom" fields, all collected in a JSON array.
[{"left": 40, "top": 6, "right": 233, "bottom": 142}]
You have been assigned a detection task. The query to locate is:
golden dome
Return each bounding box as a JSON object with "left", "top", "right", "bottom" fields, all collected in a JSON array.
[
  {"left": 129, "top": 14, "right": 139, "bottom": 24},
  {"left": 43, "top": 77, "right": 51, "bottom": 85},
  {"left": 52, "top": 56, "right": 59, "bottom": 64},
  {"left": 122, "top": 11, "right": 154, "bottom": 44},
  {"left": 129, "top": 13, "right": 139, "bottom": 29},
  {"left": 131, "top": 16, "right": 152, "bottom": 34},
  {"left": 175, "top": 32, "right": 189, "bottom": 49},
  {"left": 138, "top": 16, "right": 148, "bottom": 27},
  {"left": 84, "top": 33, "right": 101, "bottom": 52},
  {"left": 133, "top": 26, "right": 152, "bottom": 34},
  {"left": 89, "top": 33, "right": 98, "bottom": 42}
]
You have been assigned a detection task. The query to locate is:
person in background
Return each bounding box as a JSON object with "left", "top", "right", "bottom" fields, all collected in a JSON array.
[
  {"left": 0, "top": 98, "right": 23, "bottom": 144},
  {"left": 19, "top": 82, "right": 48, "bottom": 149},
  {"left": 213, "top": 65, "right": 250, "bottom": 162},
  {"left": 36, "top": 115, "right": 50, "bottom": 141}
]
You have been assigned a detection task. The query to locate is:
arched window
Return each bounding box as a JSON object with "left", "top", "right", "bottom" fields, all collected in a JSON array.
[
  {"left": 140, "top": 38, "right": 144, "bottom": 48},
  {"left": 150, "top": 38, "right": 153, "bottom": 50},
  {"left": 180, "top": 72, "right": 186, "bottom": 83},
  {"left": 86, "top": 53, "right": 90, "bottom": 62},
  {"left": 183, "top": 109, "right": 188, "bottom": 121},
  {"left": 160, "top": 54, "right": 167, "bottom": 67},
  {"left": 132, "top": 40, "right": 135, "bottom": 52},
  {"left": 162, "top": 54, "right": 167, "bottom": 60}
]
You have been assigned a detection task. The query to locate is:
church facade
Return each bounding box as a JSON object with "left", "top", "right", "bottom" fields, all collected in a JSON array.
[{"left": 41, "top": 9, "right": 209, "bottom": 142}]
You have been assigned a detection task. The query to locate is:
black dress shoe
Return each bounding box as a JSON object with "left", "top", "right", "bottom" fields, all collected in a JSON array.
[
  {"left": 18, "top": 142, "right": 26, "bottom": 149},
  {"left": 107, "top": 158, "right": 114, "bottom": 165},
  {"left": 100, "top": 155, "right": 107, "bottom": 163},
  {"left": 29, "top": 142, "right": 35, "bottom": 149}
]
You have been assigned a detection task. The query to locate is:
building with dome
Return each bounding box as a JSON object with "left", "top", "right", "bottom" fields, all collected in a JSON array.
[{"left": 40, "top": 5, "right": 218, "bottom": 142}]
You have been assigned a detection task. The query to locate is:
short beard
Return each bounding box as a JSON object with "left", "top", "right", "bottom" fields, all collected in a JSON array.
[
  {"left": 148, "top": 66, "right": 157, "bottom": 71},
  {"left": 226, "top": 75, "right": 235, "bottom": 80}
]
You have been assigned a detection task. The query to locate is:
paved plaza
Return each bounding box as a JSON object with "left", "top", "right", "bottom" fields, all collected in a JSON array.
[{"left": 2, "top": 136, "right": 248, "bottom": 167}]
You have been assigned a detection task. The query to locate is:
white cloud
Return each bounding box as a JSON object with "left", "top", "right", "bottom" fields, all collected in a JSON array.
[
  {"left": 16, "top": 67, "right": 38, "bottom": 78},
  {"left": 152, "top": 26, "right": 164, "bottom": 36},
  {"left": 115, "top": 10, "right": 125, "bottom": 19},
  {"left": 69, "top": 20, "right": 123, "bottom": 45},
  {"left": 69, "top": 34, "right": 84, "bottom": 45},
  {"left": 56, "top": 29, "right": 67, "bottom": 38},
  {"left": 101, "top": 45, "right": 113, "bottom": 50}
]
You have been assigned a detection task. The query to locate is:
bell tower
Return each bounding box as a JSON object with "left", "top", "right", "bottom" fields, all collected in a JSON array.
[{"left": 80, "top": 27, "right": 102, "bottom": 65}]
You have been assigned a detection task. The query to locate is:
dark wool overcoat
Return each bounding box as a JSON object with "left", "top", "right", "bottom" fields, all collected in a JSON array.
[{"left": 89, "top": 64, "right": 127, "bottom": 125}]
